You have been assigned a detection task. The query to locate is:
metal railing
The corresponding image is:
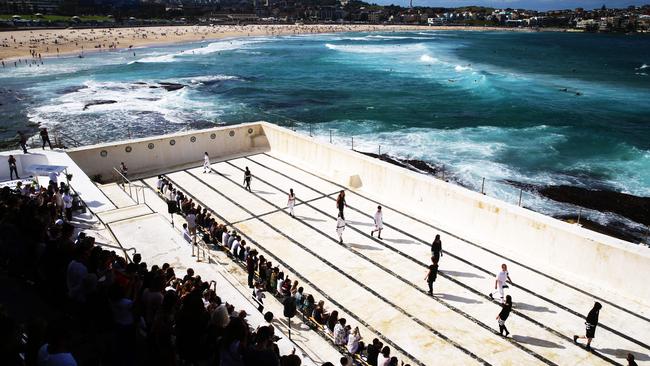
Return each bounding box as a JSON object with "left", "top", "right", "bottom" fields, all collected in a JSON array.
[{"left": 113, "top": 167, "right": 147, "bottom": 205}]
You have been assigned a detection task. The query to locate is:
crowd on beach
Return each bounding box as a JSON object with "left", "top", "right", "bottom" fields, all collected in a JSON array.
[{"left": 0, "top": 24, "right": 421, "bottom": 64}]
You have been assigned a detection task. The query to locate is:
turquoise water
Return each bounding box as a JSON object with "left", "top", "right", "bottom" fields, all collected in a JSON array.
[{"left": 1, "top": 30, "right": 649, "bottom": 226}]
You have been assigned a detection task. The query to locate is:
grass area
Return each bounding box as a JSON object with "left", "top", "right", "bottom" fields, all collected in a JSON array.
[{"left": 0, "top": 14, "right": 114, "bottom": 22}]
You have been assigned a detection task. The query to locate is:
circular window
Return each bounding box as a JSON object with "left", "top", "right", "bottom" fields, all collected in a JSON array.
[
  {"left": 148, "top": 143, "right": 154, "bottom": 150},
  {"left": 247, "top": 128, "right": 253, "bottom": 134},
  {"left": 100, "top": 150, "right": 108, "bottom": 157},
  {"left": 210, "top": 133, "right": 216, "bottom": 139},
  {"left": 229, "top": 130, "right": 235, "bottom": 137},
  {"left": 169, "top": 139, "right": 176, "bottom": 146},
  {"left": 190, "top": 136, "right": 197, "bottom": 143},
  {"left": 125, "top": 146, "right": 132, "bottom": 153}
]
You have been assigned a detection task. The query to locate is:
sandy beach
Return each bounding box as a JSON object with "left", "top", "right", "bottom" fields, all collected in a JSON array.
[{"left": 0, "top": 24, "right": 533, "bottom": 64}]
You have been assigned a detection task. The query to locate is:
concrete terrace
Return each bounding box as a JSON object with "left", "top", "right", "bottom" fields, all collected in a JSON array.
[{"left": 7, "top": 122, "right": 649, "bottom": 365}]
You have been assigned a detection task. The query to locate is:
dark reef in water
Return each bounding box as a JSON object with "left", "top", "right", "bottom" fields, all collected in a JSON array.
[
  {"left": 359, "top": 150, "right": 649, "bottom": 244},
  {"left": 83, "top": 100, "right": 117, "bottom": 110}
]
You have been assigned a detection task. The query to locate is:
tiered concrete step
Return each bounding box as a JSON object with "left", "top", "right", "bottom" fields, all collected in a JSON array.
[
  {"left": 96, "top": 204, "right": 153, "bottom": 224},
  {"left": 97, "top": 182, "right": 138, "bottom": 208}
]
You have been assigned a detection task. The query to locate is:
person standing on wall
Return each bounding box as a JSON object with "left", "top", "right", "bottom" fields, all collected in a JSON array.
[
  {"left": 489, "top": 263, "right": 513, "bottom": 302},
  {"left": 425, "top": 257, "right": 438, "bottom": 295},
  {"left": 8, "top": 155, "right": 19, "bottom": 180},
  {"left": 63, "top": 189, "right": 73, "bottom": 222},
  {"left": 370, "top": 206, "right": 383, "bottom": 239},
  {"left": 40, "top": 127, "right": 53, "bottom": 150},
  {"left": 431, "top": 234, "right": 443, "bottom": 263},
  {"left": 243, "top": 166, "right": 252, "bottom": 192},
  {"left": 287, "top": 188, "right": 296, "bottom": 217},
  {"left": 336, "top": 190, "right": 346, "bottom": 220},
  {"left": 17, "top": 131, "right": 28, "bottom": 154},
  {"left": 336, "top": 214, "right": 346, "bottom": 244},
  {"left": 203, "top": 152, "right": 211, "bottom": 174},
  {"left": 496, "top": 295, "right": 512, "bottom": 337},
  {"left": 574, "top": 302, "right": 602, "bottom": 351}
]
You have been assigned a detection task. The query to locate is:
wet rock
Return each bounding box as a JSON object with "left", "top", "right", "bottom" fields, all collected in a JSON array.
[
  {"left": 83, "top": 100, "right": 117, "bottom": 110},
  {"left": 158, "top": 82, "right": 185, "bottom": 91}
]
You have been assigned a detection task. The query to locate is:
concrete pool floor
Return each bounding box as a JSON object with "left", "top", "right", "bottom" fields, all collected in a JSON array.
[{"left": 99, "top": 151, "right": 650, "bottom": 366}]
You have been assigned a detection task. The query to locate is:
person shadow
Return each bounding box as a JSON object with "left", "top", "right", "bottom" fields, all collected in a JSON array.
[
  {"left": 598, "top": 348, "right": 650, "bottom": 361},
  {"left": 511, "top": 335, "right": 564, "bottom": 349}
]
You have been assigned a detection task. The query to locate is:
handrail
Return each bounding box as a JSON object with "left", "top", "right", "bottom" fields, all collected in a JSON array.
[
  {"left": 67, "top": 182, "right": 138, "bottom": 263},
  {"left": 113, "top": 167, "right": 146, "bottom": 205}
]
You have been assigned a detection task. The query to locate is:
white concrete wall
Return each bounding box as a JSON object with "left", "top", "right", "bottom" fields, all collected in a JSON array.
[
  {"left": 66, "top": 123, "right": 269, "bottom": 182},
  {"left": 259, "top": 122, "right": 650, "bottom": 303},
  {"left": 0, "top": 152, "right": 49, "bottom": 181}
]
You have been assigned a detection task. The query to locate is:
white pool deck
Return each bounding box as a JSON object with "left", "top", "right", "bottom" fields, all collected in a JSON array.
[
  {"left": 3, "top": 142, "right": 650, "bottom": 365},
  {"left": 97, "top": 152, "right": 650, "bottom": 366}
]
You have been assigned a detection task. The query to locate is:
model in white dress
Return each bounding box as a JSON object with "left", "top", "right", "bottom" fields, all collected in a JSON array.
[
  {"left": 203, "top": 152, "right": 211, "bottom": 173},
  {"left": 370, "top": 205, "right": 383, "bottom": 239},
  {"left": 336, "top": 215, "right": 346, "bottom": 244},
  {"left": 287, "top": 188, "right": 296, "bottom": 217}
]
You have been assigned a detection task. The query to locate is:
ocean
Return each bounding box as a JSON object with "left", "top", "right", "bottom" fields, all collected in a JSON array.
[{"left": 1, "top": 30, "right": 649, "bottom": 240}]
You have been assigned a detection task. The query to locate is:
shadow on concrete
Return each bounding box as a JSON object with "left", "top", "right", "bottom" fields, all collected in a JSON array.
[
  {"left": 347, "top": 243, "right": 382, "bottom": 251},
  {"left": 297, "top": 216, "right": 326, "bottom": 223},
  {"left": 254, "top": 190, "right": 275, "bottom": 195},
  {"left": 384, "top": 238, "right": 417, "bottom": 245},
  {"left": 442, "top": 270, "right": 485, "bottom": 279},
  {"left": 84, "top": 200, "right": 107, "bottom": 209},
  {"left": 599, "top": 348, "right": 650, "bottom": 361},
  {"left": 435, "top": 293, "right": 482, "bottom": 304},
  {"left": 512, "top": 335, "right": 564, "bottom": 349},
  {"left": 514, "top": 302, "right": 557, "bottom": 314},
  {"left": 346, "top": 220, "right": 372, "bottom": 227}
]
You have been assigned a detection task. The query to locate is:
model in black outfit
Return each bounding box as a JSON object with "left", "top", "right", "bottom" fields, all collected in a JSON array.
[
  {"left": 431, "top": 234, "right": 443, "bottom": 263},
  {"left": 243, "top": 166, "right": 252, "bottom": 192},
  {"left": 497, "top": 295, "right": 512, "bottom": 337},
  {"left": 336, "top": 190, "right": 346, "bottom": 220},
  {"left": 574, "top": 302, "right": 602, "bottom": 351}
]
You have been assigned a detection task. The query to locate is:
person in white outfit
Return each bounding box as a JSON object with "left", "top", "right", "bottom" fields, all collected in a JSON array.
[
  {"left": 203, "top": 152, "right": 211, "bottom": 173},
  {"left": 489, "top": 263, "right": 513, "bottom": 302},
  {"left": 336, "top": 214, "right": 346, "bottom": 244},
  {"left": 370, "top": 205, "right": 383, "bottom": 239},
  {"left": 287, "top": 188, "right": 296, "bottom": 217}
]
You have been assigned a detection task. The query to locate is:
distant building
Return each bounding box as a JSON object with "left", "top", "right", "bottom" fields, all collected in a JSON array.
[{"left": 2, "top": 0, "right": 63, "bottom": 13}]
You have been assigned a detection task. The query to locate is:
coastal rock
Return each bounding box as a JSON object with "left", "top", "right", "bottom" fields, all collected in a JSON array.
[
  {"left": 539, "top": 185, "right": 650, "bottom": 226},
  {"left": 83, "top": 100, "right": 117, "bottom": 110},
  {"left": 158, "top": 82, "right": 185, "bottom": 91}
]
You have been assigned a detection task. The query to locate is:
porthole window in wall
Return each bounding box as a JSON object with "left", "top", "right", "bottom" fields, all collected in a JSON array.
[
  {"left": 248, "top": 128, "right": 254, "bottom": 134},
  {"left": 100, "top": 150, "right": 108, "bottom": 157},
  {"left": 148, "top": 143, "right": 155, "bottom": 150},
  {"left": 210, "top": 133, "right": 216, "bottom": 139},
  {"left": 170, "top": 139, "right": 176, "bottom": 146},
  {"left": 125, "top": 146, "right": 132, "bottom": 153},
  {"left": 190, "top": 136, "right": 197, "bottom": 143},
  {"left": 229, "top": 130, "right": 235, "bottom": 137}
]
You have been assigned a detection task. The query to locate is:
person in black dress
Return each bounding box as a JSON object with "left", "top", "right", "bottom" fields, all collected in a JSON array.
[
  {"left": 574, "top": 301, "right": 602, "bottom": 351},
  {"left": 425, "top": 258, "right": 438, "bottom": 295},
  {"left": 497, "top": 295, "right": 512, "bottom": 337},
  {"left": 431, "top": 234, "right": 443, "bottom": 263},
  {"left": 336, "top": 190, "right": 346, "bottom": 220},
  {"left": 8, "top": 155, "right": 19, "bottom": 180},
  {"left": 243, "top": 167, "right": 252, "bottom": 192}
]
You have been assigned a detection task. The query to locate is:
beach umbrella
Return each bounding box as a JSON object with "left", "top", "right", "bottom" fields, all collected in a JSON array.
[
  {"left": 35, "top": 13, "right": 43, "bottom": 18},
  {"left": 12, "top": 15, "right": 21, "bottom": 20},
  {"left": 71, "top": 16, "right": 80, "bottom": 22}
]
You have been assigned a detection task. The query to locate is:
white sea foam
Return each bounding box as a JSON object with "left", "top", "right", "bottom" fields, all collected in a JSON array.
[
  {"left": 454, "top": 65, "right": 472, "bottom": 72},
  {"left": 325, "top": 43, "right": 426, "bottom": 54},
  {"left": 637, "top": 63, "right": 649, "bottom": 70},
  {"left": 185, "top": 75, "right": 240, "bottom": 84},
  {"left": 419, "top": 54, "right": 440, "bottom": 63},
  {"left": 129, "top": 39, "right": 262, "bottom": 64}
]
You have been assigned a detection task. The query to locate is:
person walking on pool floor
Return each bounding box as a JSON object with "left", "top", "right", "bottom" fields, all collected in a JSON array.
[
  {"left": 370, "top": 205, "right": 383, "bottom": 239},
  {"left": 336, "top": 214, "right": 346, "bottom": 244},
  {"left": 497, "top": 295, "right": 513, "bottom": 337},
  {"left": 336, "top": 190, "right": 346, "bottom": 220},
  {"left": 287, "top": 188, "right": 296, "bottom": 217},
  {"left": 203, "top": 152, "right": 211, "bottom": 173},
  {"left": 425, "top": 257, "right": 438, "bottom": 295},
  {"left": 489, "top": 263, "right": 513, "bottom": 302},
  {"left": 243, "top": 166, "right": 252, "bottom": 192},
  {"left": 574, "top": 302, "right": 602, "bottom": 351},
  {"left": 431, "top": 234, "right": 443, "bottom": 263}
]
